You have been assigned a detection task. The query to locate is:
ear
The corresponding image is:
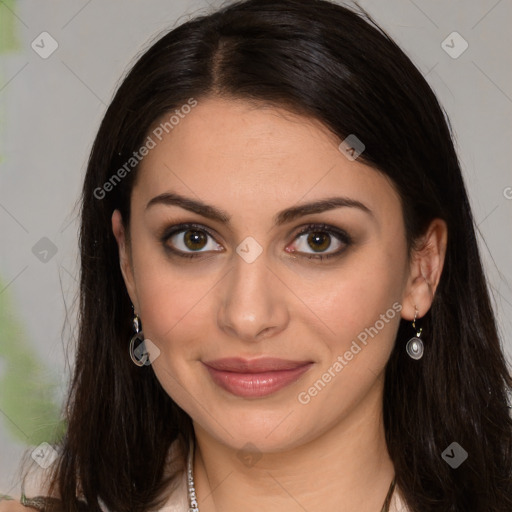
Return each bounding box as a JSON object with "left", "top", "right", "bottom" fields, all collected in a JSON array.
[
  {"left": 401, "top": 218, "right": 448, "bottom": 321},
  {"left": 112, "top": 209, "right": 138, "bottom": 310}
]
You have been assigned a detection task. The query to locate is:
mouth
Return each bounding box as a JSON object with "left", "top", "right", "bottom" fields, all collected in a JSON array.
[{"left": 202, "top": 357, "right": 314, "bottom": 398}]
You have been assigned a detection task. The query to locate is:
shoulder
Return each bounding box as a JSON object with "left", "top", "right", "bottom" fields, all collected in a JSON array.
[
  {"left": 0, "top": 500, "right": 29, "bottom": 511},
  {"left": 7, "top": 437, "right": 189, "bottom": 511}
]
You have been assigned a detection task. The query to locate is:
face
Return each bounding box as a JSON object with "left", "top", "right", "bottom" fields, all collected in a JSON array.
[{"left": 112, "top": 97, "right": 421, "bottom": 453}]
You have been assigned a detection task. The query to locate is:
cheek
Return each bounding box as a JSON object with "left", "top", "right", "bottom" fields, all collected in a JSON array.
[
  {"left": 132, "top": 253, "right": 211, "bottom": 408},
  {"left": 129, "top": 239, "right": 211, "bottom": 354},
  {"left": 295, "top": 252, "right": 404, "bottom": 418},
  {"left": 313, "top": 241, "right": 406, "bottom": 344},
  {"left": 136, "top": 271, "right": 212, "bottom": 357}
]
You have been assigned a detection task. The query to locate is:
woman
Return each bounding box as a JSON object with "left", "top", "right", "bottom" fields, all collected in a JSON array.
[{"left": 1, "top": 0, "right": 511, "bottom": 510}]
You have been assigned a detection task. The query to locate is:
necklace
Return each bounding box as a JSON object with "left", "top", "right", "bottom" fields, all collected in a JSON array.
[{"left": 186, "top": 437, "right": 396, "bottom": 512}]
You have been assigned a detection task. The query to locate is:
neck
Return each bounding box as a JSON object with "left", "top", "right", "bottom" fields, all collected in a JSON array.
[{"left": 191, "top": 381, "right": 395, "bottom": 512}]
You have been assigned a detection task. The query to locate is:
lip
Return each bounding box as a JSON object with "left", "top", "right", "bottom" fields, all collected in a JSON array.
[{"left": 202, "top": 357, "right": 314, "bottom": 398}]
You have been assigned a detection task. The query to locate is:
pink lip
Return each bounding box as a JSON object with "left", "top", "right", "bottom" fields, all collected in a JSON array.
[{"left": 202, "top": 357, "right": 313, "bottom": 398}]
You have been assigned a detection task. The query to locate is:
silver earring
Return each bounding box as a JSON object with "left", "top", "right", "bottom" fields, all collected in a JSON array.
[
  {"left": 129, "top": 313, "right": 148, "bottom": 366},
  {"left": 406, "top": 308, "right": 424, "bottom": 360}
]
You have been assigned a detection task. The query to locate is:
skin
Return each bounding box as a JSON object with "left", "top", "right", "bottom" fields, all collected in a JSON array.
[
  {"left": 0, "top": 502, "right": 25, "bottom": 511},
  {"left": 109, "top": 97, "right": 447, "bottom": 512}
]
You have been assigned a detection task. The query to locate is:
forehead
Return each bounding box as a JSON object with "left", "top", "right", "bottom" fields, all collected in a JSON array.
[{"left": 133, "top": 97, "right": 401, "bottom": 221}]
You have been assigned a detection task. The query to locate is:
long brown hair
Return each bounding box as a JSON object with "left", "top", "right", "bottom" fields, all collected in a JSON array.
[{"left": 35, "top": 0, "right": 512, "bottom": 510}]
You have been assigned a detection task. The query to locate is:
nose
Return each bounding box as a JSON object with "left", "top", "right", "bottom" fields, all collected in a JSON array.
[{"left": 217, "top": 251, "right": 290, "bottom": 343}]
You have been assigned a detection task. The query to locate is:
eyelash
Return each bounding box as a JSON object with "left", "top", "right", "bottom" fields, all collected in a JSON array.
[{"left": 160, "top": 222, "right": 352, "bottom": 261}]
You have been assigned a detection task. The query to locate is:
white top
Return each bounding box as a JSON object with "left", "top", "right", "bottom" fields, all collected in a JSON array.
[{"left": 155, "top": 469, "right": 189, "bottom": 512}]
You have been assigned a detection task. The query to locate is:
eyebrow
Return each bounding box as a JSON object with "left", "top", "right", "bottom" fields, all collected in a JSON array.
[{"left": 145, "top": 192, "right": 374, "bottom": 226}]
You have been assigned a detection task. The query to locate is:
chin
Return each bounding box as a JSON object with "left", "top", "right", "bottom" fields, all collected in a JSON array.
[{"left": 194, "top": 405, "right": 314, "bottom": 452}]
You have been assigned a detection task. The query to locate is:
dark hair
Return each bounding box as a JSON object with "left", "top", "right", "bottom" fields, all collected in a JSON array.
[{"left": 35, "top": 0, "right": 512, "bottom": 510}]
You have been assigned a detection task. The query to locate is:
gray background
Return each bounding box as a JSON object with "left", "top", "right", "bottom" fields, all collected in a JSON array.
[{"left": 1, "top": 0, "right": 511, "bottom": 496}]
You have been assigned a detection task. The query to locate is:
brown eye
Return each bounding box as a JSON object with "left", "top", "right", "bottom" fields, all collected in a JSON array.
[
  {"left": 161, "top": 223, "right": 223, "bottom": 258},
  {"left": 288, "top": 223, "right": 352, "bottom": 260},
  {"left": 306, "top": 231, "right": 332, "bottom": 252},
  {"left": 182, "top": 230, "right": 208, "bottom": 251}
]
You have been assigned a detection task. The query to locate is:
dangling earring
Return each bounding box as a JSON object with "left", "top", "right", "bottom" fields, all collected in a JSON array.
[
  {"left": 129, "top": 311, "right": 148, "bottom": 366},
  {"left": 406, "top": 307, "right": 424, "bottom": 360}
]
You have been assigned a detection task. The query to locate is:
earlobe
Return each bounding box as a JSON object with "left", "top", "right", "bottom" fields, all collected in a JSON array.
[
  {"left": 111, "top": 209, "right": 137, "bottom": 307},
  {"left": 401, "top": 218, "right": 448, "bottom": 321}
]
